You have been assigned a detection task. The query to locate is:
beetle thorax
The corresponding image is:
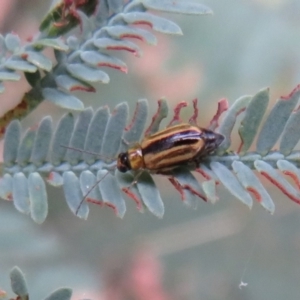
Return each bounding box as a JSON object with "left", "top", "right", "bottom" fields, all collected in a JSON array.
[{"left": 127, "top": 144, "right": 144, "bottom": 171}]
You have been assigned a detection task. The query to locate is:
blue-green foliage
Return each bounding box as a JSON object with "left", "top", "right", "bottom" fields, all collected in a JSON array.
[
  {"left": 0, "top": 0, "right": 212, "bottom": 113},
  {"left": 2, "top": 86, "right": 300, "bottom": 223},
  {"left": 8, "top": 267, "right": 72, "bottom": 300}
]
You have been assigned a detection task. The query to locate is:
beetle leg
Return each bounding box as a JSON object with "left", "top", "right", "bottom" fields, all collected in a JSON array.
[
  {"left": 167, "top": 101, "right": 187, "bottom": 127},
  {"left": 188, "top": 98, "right": 199, "bottom": 125},
  {"left": 131, "top": 170, "right": 143, "bottom": 185}
]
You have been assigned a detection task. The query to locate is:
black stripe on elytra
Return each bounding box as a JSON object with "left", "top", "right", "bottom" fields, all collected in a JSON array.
[
  {"left": 143, "top": 130, "right": 201, "bottom": 155},
  {"left": 150, "top": 147, "right": 196, "bottom": 168}
]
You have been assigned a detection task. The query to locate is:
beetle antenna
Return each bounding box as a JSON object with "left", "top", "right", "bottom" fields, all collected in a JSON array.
[
  {"left": 76, "top": 171, "right": 110, "bottom": 215},
  {"left": 61, "top": 145, "right": 113, "bottom": 161}
]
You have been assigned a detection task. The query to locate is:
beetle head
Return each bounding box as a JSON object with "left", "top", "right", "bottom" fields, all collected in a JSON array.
[{"left": 117, "top": 152, "right": 131, "bottom": 172}]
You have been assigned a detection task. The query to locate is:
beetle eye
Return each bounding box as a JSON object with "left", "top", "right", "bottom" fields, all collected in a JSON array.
[{"left": 117, "top": 153, "right": 131, "bottom": 173}]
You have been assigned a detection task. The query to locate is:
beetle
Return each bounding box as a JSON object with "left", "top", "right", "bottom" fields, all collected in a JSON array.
[
  {"left": 63, "top": 99, "right": 227, "bottom": 215},
  {"left": 117, "top": 123, "right": 224, "bottom": 174}
]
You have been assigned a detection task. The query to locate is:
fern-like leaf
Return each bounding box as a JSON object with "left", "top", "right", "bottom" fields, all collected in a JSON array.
[
  {"left": 3, "top": 85, "right": 300, "bottom": 222},
  {"left": 0, "top": 0, "right": 211, "bottom": 132},
  {"left": 0, "top": 33, "right": 67, "bottom": 91},
  {"left": 39, "top": 0, "right": 211, "bottom": 110},
  {"left": 10, "top": 267, "right": 28, "bottom": 300},
  {"left": 4, "top": 267, "right": 72, "bottom": 300},
  {"left": 0, "top": 0, "right": 211, "bottom": 140}
]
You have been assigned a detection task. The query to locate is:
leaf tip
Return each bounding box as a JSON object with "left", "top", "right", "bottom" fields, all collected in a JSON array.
[{"left": 281, "top": 83, "right": 300, "bottom": 100}]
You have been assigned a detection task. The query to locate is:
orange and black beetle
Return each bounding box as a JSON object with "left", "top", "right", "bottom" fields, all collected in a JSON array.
[{"left": 117, "top": 123, "right": 224, "bottom": 174}]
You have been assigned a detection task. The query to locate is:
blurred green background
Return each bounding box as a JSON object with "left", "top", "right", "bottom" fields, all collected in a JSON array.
[{"left": 1, "top": 0, "right": 300, "bottom": 299}]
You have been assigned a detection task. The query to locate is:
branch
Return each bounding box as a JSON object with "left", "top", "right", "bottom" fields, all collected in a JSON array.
[{"left": 2, "top": 85, "right": 300, "bottom": 222}]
